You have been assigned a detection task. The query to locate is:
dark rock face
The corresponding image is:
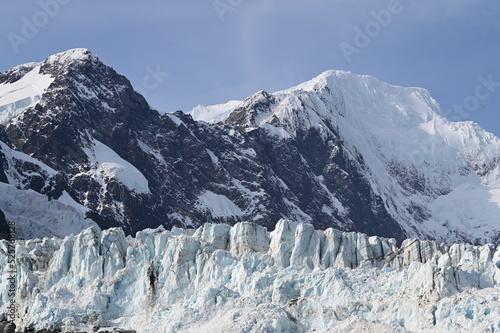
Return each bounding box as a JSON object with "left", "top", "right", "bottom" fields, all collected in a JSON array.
[
  {"left": 0, "top": 151, "right": 8, "bottom": 184},
  {"left": 223, "top": 115, "right": 404, "bottom": 241},
  {"left": 0, "top": 210, "right": 9, "bottom": 240},
  {"left": 0, "top": 50, "right": 405, "bottom": 241}
]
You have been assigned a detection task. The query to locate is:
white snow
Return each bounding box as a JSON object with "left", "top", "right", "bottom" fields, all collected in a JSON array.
[
  {"left": 83, "top": 139, "right": 150, "bottom": 194},
  {"left": 165, "top": 113, "right": 184, "bottom": 126},
  {"left": 188, "top": 100, "right": 242, "bottom": 123},
  {"left": 0, "top": 183, "right": 96, "bottom": 239},
  {"left": 137, "top": 139, "right": 165, "bottom": 164},
  {"left": 2, "top": 220, "right": 499, "bottom": 332},
  {"left": 0, "top": 141, "right": 57, "bottom": 178},
  {"left": 44, "top": 48, "right": 91, "bottom": 64},
  {"left": 196, "top": 190, "right": 243, "bottom": 218},
  {"left": 425, "top": 183, "right": 500, "bottom": 242},
  {"left": 0, "top": 64, "right": 54, "bottom": 125},
  {"left": 260, "top": 123, "right": 292, "bottom": 139},
  {"left": 206, "top": 149, "right": 219, "bottom": 166},
  {"left": 57, "top": 191, "right": 90, "bottom": 214}
]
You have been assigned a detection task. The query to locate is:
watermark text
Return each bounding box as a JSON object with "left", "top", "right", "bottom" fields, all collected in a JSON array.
[
  {"left": 443, "top": 75, "right": 500, "bottom": 121},
  {"left": 134, "top": 65, "right": 169, "bottom": 99},
  {"left": 8, "top": 0, "right": 71, "bottom": 54},
  {"left": 213, "top": 0, "right": 244, "bottom": 22},
  {"left": 5, "top": 221, "right": 17, "bottom": 324},
  {"left": 340, "top": 0, "right": 413, "bottom": 64}
]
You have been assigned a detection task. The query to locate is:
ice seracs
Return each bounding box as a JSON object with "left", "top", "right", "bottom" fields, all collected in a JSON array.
[{"left": 2, "top": 220, "right": 499, "bottom": 332}]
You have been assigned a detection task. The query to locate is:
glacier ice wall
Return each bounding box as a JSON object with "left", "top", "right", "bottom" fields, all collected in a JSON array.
[{"left": 1, "top": 220, "right": 499, "bottom": 332}]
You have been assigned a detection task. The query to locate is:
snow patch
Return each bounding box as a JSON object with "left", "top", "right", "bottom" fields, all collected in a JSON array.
[
  {"left": 0, "top": 64, "right": 54, "bottom": 125},
  {"left": 165, "top": 113, "right": 184, "bottom": 126},
  {"left": 188, "top": 100, "right": 242, "bottom": 123},
  {"left": 206, "top": 149, "right": 219, "bottom": 166},
  {"left": 196, "top": 190, "right": 243, "bottom": 218},
  {"left": 83, "top": 139, "right": 150, "bottom": 194},
  {"left": 0, "top": 141, "right": 57, "bottom": 177},
  {"left": 44, "top": 48, "right": 92, "bottom": 65},
  {"left": 57, "top": 191, "right": 90, "bottom": 214}
]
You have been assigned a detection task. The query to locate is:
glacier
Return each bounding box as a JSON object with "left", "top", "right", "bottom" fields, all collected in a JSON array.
[
  {"left": 2, "top": 50, "right": 500, "bottom": 332},
  {"left": 2, "top": 220, "right": 499, "bottom": 332}
]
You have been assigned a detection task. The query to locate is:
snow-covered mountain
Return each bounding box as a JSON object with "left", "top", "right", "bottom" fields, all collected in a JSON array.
[
  {"left": 191, "top": 71, "right": 500, "bottom": 245},
  {"left": 2, "top": 221, "right": 499, "bottom": 332},
  {"left": 1, "top": 48, "right": 500, "bottom": 245}
]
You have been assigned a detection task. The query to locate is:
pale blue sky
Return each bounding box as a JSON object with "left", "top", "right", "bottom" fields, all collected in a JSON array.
[{"left": 1, "top": 1, "right": 499, "bottom": 135}]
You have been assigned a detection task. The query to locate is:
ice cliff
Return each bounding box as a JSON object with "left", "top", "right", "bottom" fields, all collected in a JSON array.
[{"left": 2, "top": 220, "right": 500, "bottom": 332}]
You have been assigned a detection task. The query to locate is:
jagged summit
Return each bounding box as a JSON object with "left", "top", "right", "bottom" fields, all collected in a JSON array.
[
  {"left": 45, "top": 47, "right": 93, "bottom": 62},
  {"left": 194, "top": 70, "right": 441, "bottom": 130},
  {"left": 0, "top": 48, "right": 97, "bottom": 82},
  {"left": 283, "top": 69, "right": 354, "bottom": 92},
  {"left": 1, "top": 48, "right": 149, "bottom": 124},
  {"left": 0, "top": 49, "right": 92, "bottom": 89},
  {"left": 39, "top": 48, "right": 99, "bottom": 74},
  {"left": 285, "top": 69, "right": 431, "bottom": 96},
  {"left": 0, "top": 48, "right": 113, "bottom": 126}
]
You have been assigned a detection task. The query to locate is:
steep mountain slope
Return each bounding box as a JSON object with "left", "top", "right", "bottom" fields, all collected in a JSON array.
[
  {"left": 1, "top": 49, "right": 260, "bottom": 237},
  {"left": 0, "top": 49, "right": 499, "bottom": 245},
  {"left": 2, "top": 221, "right": 499, "bottom": 332},
  {"left": 191, "top": 71, "right": 500, "bottom": 245}
]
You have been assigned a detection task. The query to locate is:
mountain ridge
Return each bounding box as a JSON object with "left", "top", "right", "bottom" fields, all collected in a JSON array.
[
  {"left": 192, "top": 67, "right": 500, "bottom": 245},
  {"left": 0, "top": 49, "right": 499, "bottom": 245}
]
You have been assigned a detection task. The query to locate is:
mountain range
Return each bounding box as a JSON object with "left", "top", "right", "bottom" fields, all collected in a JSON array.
[{"left": 1, "top": 48, "right": 500, "bottom": 246}]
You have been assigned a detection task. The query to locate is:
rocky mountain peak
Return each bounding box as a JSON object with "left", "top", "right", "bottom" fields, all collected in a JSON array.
[
  {"left": 40, "top": 48, "right": 95, "bottom": 73},
  {"left": 225, "top": 90, "right": 274, "bottom": 127}
]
